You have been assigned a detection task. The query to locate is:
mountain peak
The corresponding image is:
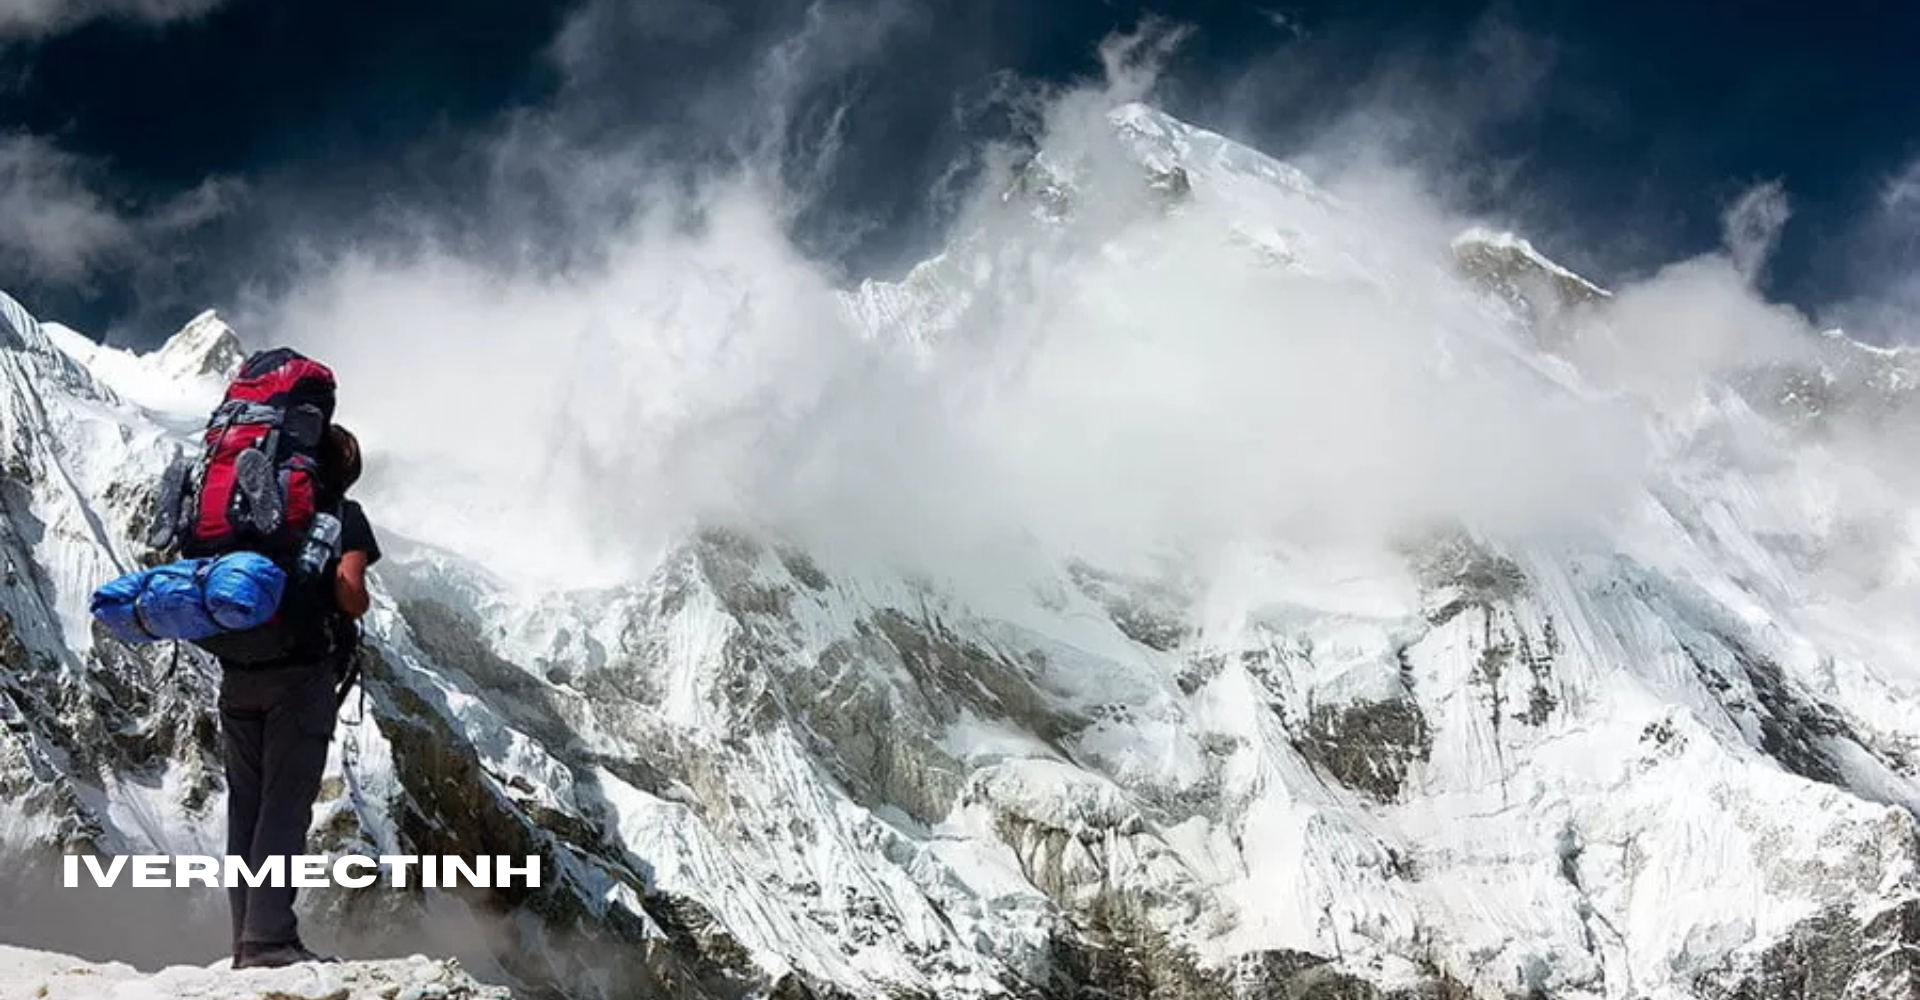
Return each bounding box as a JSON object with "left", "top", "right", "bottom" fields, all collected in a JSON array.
[
  {"left": 1451, "top": 227, "right": 1608, "bottom": 299},
  {"left": 1452, "top": 226, "right": 1610, "bottom": 339},
  {"left": 1106, "top": 102, "right": 1331, "bottom": 203},
  {"left": 151, "top": 309, "right": 245, "bottom": 381}
]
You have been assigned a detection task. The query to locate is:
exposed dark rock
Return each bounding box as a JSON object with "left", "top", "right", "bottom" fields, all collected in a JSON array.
[
  {"left": 1176, "top": 653, "right": 1228, "bottom": 696},
  {"left": 766, "top": 970, "right": 875, "bottom": 1000},
  {"left": 1741, "top": 652, "right": 1852, "bottom": 789},
  {"left": 693, "top": 528, "right": 798, "bottom": 620},
  {"left": 399, "top": 600, "right": 609, "bottom": 759},
  {"left": 1039, "top": 909, "right": 1433, "bottom": 1000},
  {"left": 1067, "top": 563, "right": 1191, "bottom": 652},
  {"left": 1698, "top": 899, "right": 1920, "bottom": 1000},
  {"left": 1512, "top": 625, "right": 1558, "bottom": 727},
  {"left": 364, "top": 637, "right": 759, "bottom": 1000},
  {"left": 1451, "top": 234, "right": 1606, "bottom": 347},
  {"left": 871, "top": 609, "right": 1086, "bottom": 748},
  {"left": 1008, "top": 157, "right": 1077, "bottom": 221},
  {"left": 1682, "top": 635, "right": 1859, "bottom": 791},
  {"left": 1292, "top": 696, "right": 1433, "bottom": 803},
  {"left": 777, "top": 547, "right": 831, "bottom": 592},
  {"left": 1639, "top": 717, "right": 1685, "bottom": 760},
  {"left": 794, "top": 629, "right": 966, "bottom": 825},
  {"left": 1150, "top": 166, "right": 1193, "bottom": 202},
  {"left": 1403, "top": 531, "right": 1527, "bottom": 627}
]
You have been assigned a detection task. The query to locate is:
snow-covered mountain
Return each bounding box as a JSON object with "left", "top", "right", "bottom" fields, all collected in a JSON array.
[{"left": 2, "top": 104, "right": 1918, "bottom": 1000}]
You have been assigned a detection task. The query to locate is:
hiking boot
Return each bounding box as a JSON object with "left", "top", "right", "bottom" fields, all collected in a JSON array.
[
  {"left": 234, "top": 940, "right": 338, "bottom": 969},
  {"left": 233, "top": 446, "right": 282, "bottom": 534}
]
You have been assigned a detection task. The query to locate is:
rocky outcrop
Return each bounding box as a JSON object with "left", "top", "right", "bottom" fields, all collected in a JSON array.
[
  {"left": 1452, "top": 228, "right": 1608, "bottom": 344},
  {"left": 1698, "top": 899, "right": 1920, "bottom": 1000},
  {"left": 150, "top": 309, "right": 246, "bottom": 381},
  {"left": 1292, "top": 696, "right": 1432, "bottom": 803}
]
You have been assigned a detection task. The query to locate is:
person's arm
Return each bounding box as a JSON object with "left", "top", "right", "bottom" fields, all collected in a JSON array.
[{"left": 334, "top": 549, "right": 372, "bottom": 619}]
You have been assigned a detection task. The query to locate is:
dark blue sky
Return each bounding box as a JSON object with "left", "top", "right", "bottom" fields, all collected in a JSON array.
[{"left": 1, "top": 0, "right": 1916, "bottom": 343}]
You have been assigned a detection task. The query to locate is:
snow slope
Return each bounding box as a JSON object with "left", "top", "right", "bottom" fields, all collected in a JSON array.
[{"left": 1, "top": 103, "right": 1918, "bottom": 1000}]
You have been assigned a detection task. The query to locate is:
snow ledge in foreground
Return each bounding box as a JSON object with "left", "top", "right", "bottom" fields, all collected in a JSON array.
[{"left": 0, "top": 944, "right": 513, "bottom": 1000}]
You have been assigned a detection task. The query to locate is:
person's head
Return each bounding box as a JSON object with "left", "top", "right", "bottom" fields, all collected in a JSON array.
[{"left": 322, "top": 424, "right": 362, "bottom": 499}]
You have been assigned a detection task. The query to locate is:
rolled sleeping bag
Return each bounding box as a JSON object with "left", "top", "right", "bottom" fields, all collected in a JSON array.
[
  {"left": 201, "top": 552, "right": 287, "bottom": 629},
  {"left": 90, "top": 552, "right": 287, "bottom": 644},
  {"left": 91, "top": 565, "right": 164, "bottom": 643}
]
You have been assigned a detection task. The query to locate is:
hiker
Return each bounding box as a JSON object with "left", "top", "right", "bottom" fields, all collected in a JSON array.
[
  {"left": 219, "top": 423, "right": 380, "bottom": 969},
  {"left": 90, "top": 351, "right": 382, "bottom": 968}
]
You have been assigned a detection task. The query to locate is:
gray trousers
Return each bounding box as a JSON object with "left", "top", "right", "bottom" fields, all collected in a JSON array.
[{"left": 219, "top": 660, "right": 337, "bottom": 951}]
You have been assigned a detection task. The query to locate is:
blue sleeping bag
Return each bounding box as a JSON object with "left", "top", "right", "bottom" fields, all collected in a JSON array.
[{"left": 90, "top": 552, "right": 287, "bottom": 644}]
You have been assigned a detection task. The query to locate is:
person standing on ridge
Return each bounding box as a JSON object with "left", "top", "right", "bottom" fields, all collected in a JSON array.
[
  {"left": 220, "top": 424, "right": 381, "bottom": 969},
  {"left": 89, "top": 350, "right": 384, "bottom": 969}
]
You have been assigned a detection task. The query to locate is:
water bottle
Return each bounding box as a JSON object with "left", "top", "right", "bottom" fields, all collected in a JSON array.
[{"left": 296, "top": 513, "right": 342, "bottom": 578}]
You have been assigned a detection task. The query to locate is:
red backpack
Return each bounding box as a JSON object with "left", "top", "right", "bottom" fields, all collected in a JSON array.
[{"left": 172, "top": 348, "right": 337, "bottom": 564}]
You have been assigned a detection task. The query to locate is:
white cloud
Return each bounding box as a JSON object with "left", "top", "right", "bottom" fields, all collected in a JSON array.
[
  {"left": 1096, "top": 20, "right": 1189, "bottom": 105},
  {"left": 1884, "top": 158, "right": 1920, "bottom": 211},
  {"left": 144, "top": 175, "right": 244, "bottom": 232},
  {"left": 1720, "top": 180, "right": 1790, "bottom": 283},
  {"left": 1568, "top": 254, "right": 1811, "bottom": 404},
  {"left": 0, "top": 135, "right": 131, "bottom": 283},
  {"left": 216, "top": 16, "right": 1910, "bottom": 601},
  {"left": 241, "top": 44, "right": 1657, "bottom": 588},
  {"left": 548, "top": 0, "right": 734, "bottom": 73},
  {"left": 0, "top": 0, "right": 226, "bottom": 37},
  {"left": 0, "top": 134, "right": 240, "bottom": 288}
]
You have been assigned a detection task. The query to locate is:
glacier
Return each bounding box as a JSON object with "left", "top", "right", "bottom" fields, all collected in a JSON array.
[{"left": 0, "top": 103, "right": 1917, "bottom": 1000}]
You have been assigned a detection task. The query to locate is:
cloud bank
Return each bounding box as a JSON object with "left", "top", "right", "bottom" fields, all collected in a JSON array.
[
  {"left": 0, "top": 135, "right": 131, "bottom": 283},
  {"left": 201, "top": 7, "right": 1914, "bottom": 599},
  {"left": 0, "top": 132, "right": 242, "bottom": 328}
]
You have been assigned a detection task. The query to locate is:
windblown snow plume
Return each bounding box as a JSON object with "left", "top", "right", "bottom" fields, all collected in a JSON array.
[{"left": 259, "top": 67, "right": 1689, "bottom": 593}]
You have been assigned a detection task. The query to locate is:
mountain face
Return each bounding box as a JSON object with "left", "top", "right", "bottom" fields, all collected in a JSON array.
[{"left": 2, "top": 105, "right": 1919, "bottom": 1000}]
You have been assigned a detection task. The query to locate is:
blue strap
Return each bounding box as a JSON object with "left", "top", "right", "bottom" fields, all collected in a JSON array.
[{"left": 195, "top": 558, "right": 225, "bottom": 633}]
